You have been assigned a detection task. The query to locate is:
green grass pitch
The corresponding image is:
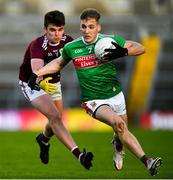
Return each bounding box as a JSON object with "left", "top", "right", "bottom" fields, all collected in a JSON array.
[{"left": 0, "top": 128, "right": 173, "bottom": 179}]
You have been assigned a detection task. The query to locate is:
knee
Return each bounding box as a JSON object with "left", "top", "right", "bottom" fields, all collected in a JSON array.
[
  {"left": 112, "top": 120, "right": 127, "bottom": 134},
  {"left": 48, "top": 110, "right": 62, "bottom": 125},
  {"left": 118, "top": 121, "right": 127, "bottom": 133}
]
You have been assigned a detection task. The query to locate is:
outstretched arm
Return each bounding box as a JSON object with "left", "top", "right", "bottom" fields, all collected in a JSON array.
[
  {"left": 28, "top": 56, "right": 68, "bottom": 90},
  {"left": 35, "top": 56, "right": 67, "bottom": 77}
]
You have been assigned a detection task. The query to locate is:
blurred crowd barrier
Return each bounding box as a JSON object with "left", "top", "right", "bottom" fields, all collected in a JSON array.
[
  {"left": 0, "top": 108, "right": 112, "bottom": 131},
  {"left": 0, "top": 0, "right": 173, "bottom": 130}
]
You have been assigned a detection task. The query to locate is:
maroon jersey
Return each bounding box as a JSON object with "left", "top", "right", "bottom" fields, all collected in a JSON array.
[{"left": 19, "top": 34, "right": 73, "bottom": 83}]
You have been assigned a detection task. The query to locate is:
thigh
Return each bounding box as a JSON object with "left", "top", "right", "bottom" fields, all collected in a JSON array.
[
  {"left": 94, "top": 105, "right": 123, "bottom": 127},
  {"left": 31, "top": 94, "right": 58, "bottom": 117},
  {"left": 19, "top": 81, "right": 59, "bottom": 119},
  {"left": 95, "top": 105, "right": 128, "bottom": 134},
  {"left": 54, "top": 99, "right": 63, "bottom": 115},
  {"left": 120, "top": 114, "right": 128, "bottom": 125}
]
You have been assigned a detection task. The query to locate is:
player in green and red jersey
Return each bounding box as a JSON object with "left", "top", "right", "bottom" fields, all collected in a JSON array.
[{"left": 28, "top": 8, "right": 162, "bottom": 175}]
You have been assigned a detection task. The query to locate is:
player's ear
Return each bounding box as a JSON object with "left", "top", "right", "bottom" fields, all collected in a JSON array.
[
  {"left": 43, "top": 26, "right": 47, "bottom": 33},
  {"left": 98, "top": 24, "right": 101, "bottom": 32}
]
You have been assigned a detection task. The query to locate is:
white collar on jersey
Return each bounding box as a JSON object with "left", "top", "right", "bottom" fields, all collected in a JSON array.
[
  {"left": 82, "top": 34, "right": 99, "bottom": 45},
  {"left": 48, "top": 42, "right": 60, "bottom": 46}
]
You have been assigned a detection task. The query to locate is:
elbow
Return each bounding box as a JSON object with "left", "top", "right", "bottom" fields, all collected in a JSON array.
[
  {"left": 137, "top": 45, "right": 145, "bottom": 55},
  {"left": 141, "top": 46, "right": 146, "bottom": 54}
]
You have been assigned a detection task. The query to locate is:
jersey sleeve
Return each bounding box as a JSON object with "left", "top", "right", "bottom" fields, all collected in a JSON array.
[
  {"left": 61, "top": 44, "right": 71, "bottom": 61},
  {"left": 30, "top": 40, "right": 45, "bottom": 59},
  {"left": 114, "top": 34, "right": 126, "bottom": 47}
]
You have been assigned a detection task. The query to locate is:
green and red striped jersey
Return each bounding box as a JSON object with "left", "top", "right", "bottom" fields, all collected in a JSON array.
[{"left": 62, "top": 33, "right": 126, "bottom": 102}]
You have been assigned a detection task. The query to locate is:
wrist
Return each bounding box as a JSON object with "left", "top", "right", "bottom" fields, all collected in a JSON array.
[
  {"left": 124, "top": 48, "right": 128, "bottom": 56},
  {"left": 32, "top": 72, "right": 38, "bottom": 78},
  {"left": 39, "top": 79, "right": 45, "bottom": 89}
]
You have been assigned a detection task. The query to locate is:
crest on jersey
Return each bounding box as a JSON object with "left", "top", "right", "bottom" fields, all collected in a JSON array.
[
  {"left": 42, "top": 36, "right": 48, "bottom": 50},
  {"left": 90, "top": 101, "right": 97, "bottom": 107}
]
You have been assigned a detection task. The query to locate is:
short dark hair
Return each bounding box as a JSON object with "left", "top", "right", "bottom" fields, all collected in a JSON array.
[
  {"left": 44, "top": 10, "right": 65, "bottom": 28},
  {"left": 80, "top": 8, "right": 101, "bottom": 22}
]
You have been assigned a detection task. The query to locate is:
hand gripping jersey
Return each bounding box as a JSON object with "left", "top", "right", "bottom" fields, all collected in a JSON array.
[
  {"left": 19, "top": 34, "right": 73, "bottom": 83},
  {"left": 62, "top": 33, "right": 126, "bottom": 102}
]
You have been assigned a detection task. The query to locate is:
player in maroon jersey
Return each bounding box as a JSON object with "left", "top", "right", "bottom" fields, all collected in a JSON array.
[{"left": 19, "top": 10, "right": 93, "bottom": 169}]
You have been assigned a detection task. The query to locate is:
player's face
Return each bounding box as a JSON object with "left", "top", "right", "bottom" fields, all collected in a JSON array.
[
  {"left": 45, "top": 24, "right": 64, "bottom": 44},
  {"left": 80, "top": 18, "right": 101, "bottom": 43}
]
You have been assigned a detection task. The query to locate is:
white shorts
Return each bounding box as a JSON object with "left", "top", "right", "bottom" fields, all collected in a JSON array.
[
  {"left": 81, "top": 92, "right": 126, "bottom": 117},
  {"left": 19, "top": 80, "right": 62, "bottom": 102}
]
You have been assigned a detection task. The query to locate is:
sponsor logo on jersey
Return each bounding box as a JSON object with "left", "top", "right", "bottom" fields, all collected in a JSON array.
[
  {"left": 75, "top": 49, "right": 83, "bottom": 53},
  {"left": 48, "top": 50, "right": 59, "bottom": 58},
  {"left": 73, "top": 54, "right": 103, "bottom": 68},
  {"left": 48, "top": 52, "right": 53, "bottom": 57}
]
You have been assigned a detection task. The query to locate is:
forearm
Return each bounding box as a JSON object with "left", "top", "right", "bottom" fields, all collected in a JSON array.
[
  {"left": 31, "top": 58, "right": 44, "bottom": 81},
  {"left": 35, "top": 58, "right": 61, "bottom": 77},
  {"left": 125, "top": 41, "right": 145, "bottom": 56}
]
